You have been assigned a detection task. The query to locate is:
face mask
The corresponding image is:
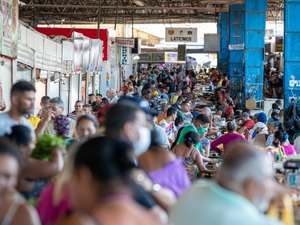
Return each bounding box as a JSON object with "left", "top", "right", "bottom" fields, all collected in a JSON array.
[
  {"left": 197, "top": 127, "right": 207, "bottom": 134},
  {"left": 133, "top": 126, "right": 151, "bottom": 157}
]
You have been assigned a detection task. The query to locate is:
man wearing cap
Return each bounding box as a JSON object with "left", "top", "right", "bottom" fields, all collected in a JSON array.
[
  {"left": 250, "top": 112, "right": 269, "bottom": 146},
  {"left": 268, "top": 103, "right": 281, "bottom": 118},
  {"left": 238, "top": 112, "right": 255, "bottom": 139}
]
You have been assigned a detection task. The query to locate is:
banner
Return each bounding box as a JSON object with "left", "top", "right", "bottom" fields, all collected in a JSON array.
[
  {"left": 177, "top": 44, "right": 186, "bottom": 61},
  {"left": 0, "top": 0, "right": 18, "bottom": 58},
  {"left": 165, "top": 28, "right": 197, "bottom": 43}
]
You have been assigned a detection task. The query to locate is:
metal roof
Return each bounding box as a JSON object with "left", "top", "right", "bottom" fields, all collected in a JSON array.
[{"left": 19, "top": 0, "right": 284, "bottom": 25}]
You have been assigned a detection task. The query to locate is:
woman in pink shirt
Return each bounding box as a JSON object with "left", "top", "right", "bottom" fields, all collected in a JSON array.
[
  {"left": 211, "top": 121, "right": 247, "bottom": 154},
  {"left": 274, "top": 131, "right": 297, "bottom": 156}
]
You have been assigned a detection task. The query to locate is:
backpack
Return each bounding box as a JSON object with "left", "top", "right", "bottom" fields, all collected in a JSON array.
[{"left": 284, "top": 102, "right": 300, "bottom": 130}]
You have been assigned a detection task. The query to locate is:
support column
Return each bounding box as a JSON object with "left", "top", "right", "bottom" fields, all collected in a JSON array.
[
  {"left": 218, "top": 12, "right": 230, "bottom": 75},
  {"left": 229, "top": 5, "right": 245, "bottom": 99},
  {"left": 244, "top": 0, "right": 267, "bottom": 102},
  {"left": 284, "top": 0, "right": 300, "bottom": 108}
]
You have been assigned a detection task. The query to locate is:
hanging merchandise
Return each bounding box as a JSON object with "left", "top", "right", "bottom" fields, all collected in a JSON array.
[
  {"left": 82, "top": 38, "right": 90, "bottom": 73},
  {"left": 72, "top": 32, "right": 83, "bottom": 73},
  {"left": 1, "top": 0, "right": 18, "bottom": 58},
  {"left": 89, "top": 39, "right": 101, "bottom": 73}
]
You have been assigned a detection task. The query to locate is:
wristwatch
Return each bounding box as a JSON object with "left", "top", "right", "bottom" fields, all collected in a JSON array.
[{"left": 151, "top": 183, "right": 162, "bottom": 193}]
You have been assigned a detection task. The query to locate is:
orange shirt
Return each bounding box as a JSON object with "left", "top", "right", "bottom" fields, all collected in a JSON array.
[{"left": 157, "top": 113, "right": 167, "bottom": 124}]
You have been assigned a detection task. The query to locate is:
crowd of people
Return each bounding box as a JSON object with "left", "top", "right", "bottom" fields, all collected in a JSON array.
[{"left": 0, "top": 66, "right": 298, "bottom": 225}]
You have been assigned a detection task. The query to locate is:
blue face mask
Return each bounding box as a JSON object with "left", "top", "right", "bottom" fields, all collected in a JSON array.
[{"left": 252, "top": 130, "right": 257, "bottom": 139}]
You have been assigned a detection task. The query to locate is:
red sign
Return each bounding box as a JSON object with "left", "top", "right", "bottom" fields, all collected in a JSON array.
[{"left": 34, "top": 27, "right": 109, "bottom": 61}]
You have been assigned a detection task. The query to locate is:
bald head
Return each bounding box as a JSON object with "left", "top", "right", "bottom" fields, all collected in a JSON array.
[{"left": 217, "top": 143, "right": 273, "bottom": 191}]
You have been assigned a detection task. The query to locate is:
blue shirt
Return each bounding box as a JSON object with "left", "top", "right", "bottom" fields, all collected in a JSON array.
[
  {"left": 170, "top": 181, "right": 282, "bottom": 225},
  {"left": 0, "top": 112, "right": 35, "bottom": 138}
]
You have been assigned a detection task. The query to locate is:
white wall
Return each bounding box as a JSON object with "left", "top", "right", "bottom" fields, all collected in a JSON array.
[
  {"left": 0, "top": 58, "right": 12, "bottom": 111},
  {"left": 49, "top": 81, "right": 60, "bottom": 98},
  {"left": 69, "top": 74, "right": 80, "bottom": 113},
  {"left": 34, "top": 80, "right": 47, "bottom": 115},
  {"left": 60, "top": 77, "right": 70, "bottom": 115}
]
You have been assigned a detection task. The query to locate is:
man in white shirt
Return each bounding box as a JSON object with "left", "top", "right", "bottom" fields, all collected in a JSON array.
[
  {"left": 170, "top": 143, "right": 282, "bottom": 225},
  {"left": 0, "top": 81, "right": 36, "bottom": 137},
  {"left": 159, "top": 107, "right": 178, "bottom": 144},
  {"left": 106, "top": 88, "right": 119, "bottom": 104}
]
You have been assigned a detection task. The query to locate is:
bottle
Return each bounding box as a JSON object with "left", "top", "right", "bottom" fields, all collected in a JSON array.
[{"left": 209, "top": 82, "right": 214, "bottom": 91}]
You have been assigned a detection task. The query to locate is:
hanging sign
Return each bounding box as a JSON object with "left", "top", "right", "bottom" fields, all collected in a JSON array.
[
  {"left": 165, "top": 28, "right": 197, "bottom": 43},
  {"left": 177, "top": 44, "right": 186, "bottom": 61},
  {"left": 116, "top": 38, "right": 135, "bottom": 48},
  {"left": 275, "top": 36, "right": 283, "bottom": 52}
]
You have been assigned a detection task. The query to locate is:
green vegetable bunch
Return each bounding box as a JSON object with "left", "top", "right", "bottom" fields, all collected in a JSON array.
[{"left": 31, "top": 134, "right": 66, "bottom": 161}]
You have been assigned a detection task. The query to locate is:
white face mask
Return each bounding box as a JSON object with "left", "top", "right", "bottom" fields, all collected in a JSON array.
[{"left": 133, "top": 126, "right": 151, "bottom": 157}]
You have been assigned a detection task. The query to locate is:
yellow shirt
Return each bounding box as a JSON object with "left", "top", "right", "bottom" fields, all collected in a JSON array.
[
  {"left": 27, "top": 116, "right": 41, "bottom": 129},
  {"left": 170, "top": 95, "right": 179, "bottom": 105}
]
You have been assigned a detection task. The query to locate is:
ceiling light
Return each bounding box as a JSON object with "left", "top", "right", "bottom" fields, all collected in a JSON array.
[{"left": 133, "top": 0, "right": 145, "bottom": 7}]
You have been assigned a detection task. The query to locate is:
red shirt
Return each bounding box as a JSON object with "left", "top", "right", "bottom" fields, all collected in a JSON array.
[
  {"left": 244, "top": 120, "right": 255, "bottom": 130},
  {"left": 225, "top": 106, "right": 234, "bottom": 120}
]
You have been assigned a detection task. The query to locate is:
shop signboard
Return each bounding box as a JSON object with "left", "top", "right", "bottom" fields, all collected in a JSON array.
[
  {"left": 151, "top": 53, "right": 164, "bottom": 62},
  {"left": 121, "top": 47, "right": 129, "bottom": 65},
  {"left": 116, "top": 38, "right": 135, "bottom": 48},
  {"left": 177, "top": 44, "right": 186, "bottom": 61},
  {"left": 0, "top": 0, "right": 18, "bottom": 58},
  {"left": 165, "top": 28, "right": 197, "bottom": 43},
  {"left": 228, "top": 44, "right": 244, "bottom": 50},
  {"left": 275, "top": 36, "right": 283, "bottom": 52},
  {"left": 139, "top": 53, "right": 152, "bottom": 62},
  {"left": 165, "top": 52, "right": 178, "bottom": 63}
]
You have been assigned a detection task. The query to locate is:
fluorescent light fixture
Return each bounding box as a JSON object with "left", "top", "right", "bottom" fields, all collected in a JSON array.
[
  {"left": 133, "top": 55, "right": 140, "bottom": 61},
  {"left": 133, "top": 0, "right": 145, "bottom": 6}
]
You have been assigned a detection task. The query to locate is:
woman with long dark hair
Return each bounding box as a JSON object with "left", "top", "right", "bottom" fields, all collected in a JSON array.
[{"left": 56, "top": 137, "right": 164, "bottom": 225}]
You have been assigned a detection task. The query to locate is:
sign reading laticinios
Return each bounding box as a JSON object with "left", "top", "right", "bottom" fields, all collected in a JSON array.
[{"left": 165, "top": 28, "right": 197, "bottom": 43}]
